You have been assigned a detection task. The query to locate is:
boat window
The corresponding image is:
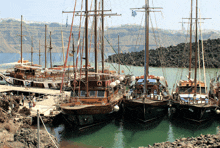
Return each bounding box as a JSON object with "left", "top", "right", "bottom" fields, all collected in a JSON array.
[
  {"left": 179, "top": 87, "right": 206, "bottom": 93},
  {"left": 197, "top": 87, "right": 206, "bottom": 93},
  {"left": 179, "top": 87, "right": 192, "bottom": 93},
  {"left": 90, "top": 91, "right": 96, "bottom": 96},
  {"left": 97, "top": 91, "right": 105, "bottom": 97},
  {"left": 80, "top": 91, "right": 85, "bottom": 96}
]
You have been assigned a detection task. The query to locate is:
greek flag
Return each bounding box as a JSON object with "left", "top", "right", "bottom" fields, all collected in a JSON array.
[{"left": 132, "top": 10, "right": 137, "bottom": 17}]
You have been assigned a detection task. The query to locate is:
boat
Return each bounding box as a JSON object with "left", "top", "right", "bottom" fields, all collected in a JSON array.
[
  {"left": 3, "top": 16, "right": 72, "bottom": 90},
  {"left": 171, "top": 0, "right": 218, "bottom": 122},
  {"left": 122, "top": 1, "right": 170, "bottom": 122},
  {"left": 60, "top": 0, "right": 134, "bottom": 127}
]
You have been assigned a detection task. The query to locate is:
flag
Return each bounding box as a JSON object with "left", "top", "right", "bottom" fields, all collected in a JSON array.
[{"left": 132, "top": 10, "right": 137, "bottom": 17}]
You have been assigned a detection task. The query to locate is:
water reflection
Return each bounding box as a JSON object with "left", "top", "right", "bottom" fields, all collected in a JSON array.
[
  {"left": 113, "top": 121, "right": 124, "bottom": 148},
  {"left": 44, "top": 116, "right": 220, "bottom": 148},
  {"left": 167, "top": 121, "right": 175, "bottom": 142}
]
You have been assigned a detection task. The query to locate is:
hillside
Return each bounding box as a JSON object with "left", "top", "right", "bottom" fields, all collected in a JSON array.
[
  {"left": 106, "top": 38, "right": 220, "bottom": 68},
  {"left": 1, "top": 19, "right": 220, "bottom": 54}
]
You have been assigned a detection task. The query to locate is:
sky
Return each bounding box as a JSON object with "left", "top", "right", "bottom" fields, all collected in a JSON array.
[{"left": 0, "top": 0, "right": 220, "bottom": 31}]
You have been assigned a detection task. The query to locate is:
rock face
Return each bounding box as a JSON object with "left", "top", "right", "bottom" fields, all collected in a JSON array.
[
  {"left": 0, "top": 128, "right": 59, "bottom": 148},
  {"left": 0, "top": 108, "right": 8, "bottom": 123},
  {"left": 19, "top": 107, "right": 31, "bottom": 116},
  {"left": 147, "top": 134, "right": 220, "bottom": 148},
  {"left": 106, "top": 38, "right": 220, "bottom": 68}
]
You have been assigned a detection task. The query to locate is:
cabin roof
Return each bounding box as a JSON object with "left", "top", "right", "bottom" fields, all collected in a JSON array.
[
  {"left": 179, "top": 80, "right": 205, "bottom": 87},
  {"left": 137, "top": 78, "right": 157, "bottom": 83}
]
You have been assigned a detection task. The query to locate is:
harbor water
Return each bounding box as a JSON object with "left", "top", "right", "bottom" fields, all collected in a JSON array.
[{"left": 1, "top": 53, "right": 220, "bottom": 148}]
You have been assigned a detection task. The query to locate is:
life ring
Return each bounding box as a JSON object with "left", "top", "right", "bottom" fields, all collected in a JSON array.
[
  {"left": 72, "top": 80, "right": 78, "bottom": 86},
  {"left": 97, "top": 81, "right": 102, "bottom": 86}
]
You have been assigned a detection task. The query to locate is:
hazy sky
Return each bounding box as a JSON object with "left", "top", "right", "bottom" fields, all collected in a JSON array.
[{"left": 0, "top": 0, "right": 219, "bottom": 30}]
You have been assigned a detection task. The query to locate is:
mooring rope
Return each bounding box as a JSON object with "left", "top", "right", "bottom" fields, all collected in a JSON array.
[{"left": 39, "top": 115, "right": 59, "bottom": 148}]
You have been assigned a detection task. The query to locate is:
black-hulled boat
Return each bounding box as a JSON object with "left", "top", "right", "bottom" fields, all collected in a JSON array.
[
  {"left": 171, "top": 0, "right": 218, "bottom": 122},
  {"left": 122, "top": 1, "right": 170, "bottom": 122}
]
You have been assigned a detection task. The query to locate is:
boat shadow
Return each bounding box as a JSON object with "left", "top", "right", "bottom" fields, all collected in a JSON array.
[
  {"left": 60, "top": 120, "right": 111, "bottom": 139},
  {"left": 169, "top": 115, "right": 214, "bottom": 132},
  {"left": 117, "top": 115, "right": 165, "bottom": 131}
]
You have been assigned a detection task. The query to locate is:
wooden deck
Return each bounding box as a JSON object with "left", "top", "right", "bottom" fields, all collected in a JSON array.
[{"left": 0, "top": 85, "right": 71, "bottom": 96}]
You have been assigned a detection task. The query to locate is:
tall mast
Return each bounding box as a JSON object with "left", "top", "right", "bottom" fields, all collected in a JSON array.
[
  {"left": 95, "top": 0, "right": 98, "bottom": 75},
  {"left": 45, "top": 25, "right": 47, "bottom": 69},
  {"left": 49, "top": 31, "right": 53, "bottom": 68},
  {"left": 39, "top": 40, "right": 41, "bottom": 65},
  {"left": 61, "top": 31, "right": 65, "bottom": 63},
  {"left": 194, "top": 0, "right": 198, "bottom": 96},
  {"left": 21, "top": 15, "right": 23, "bottom": 64},
  {"left": 131, "top": 1, "right": 161, "bottom": 94},
  {"left": 144, "top": 0, "right": 149, "bottom": 95},
  {"left": 101, "top": 0, "right": 104, "bottom": 73},
  {"left": 118, "top": 34, "right": 120, "bottom": 74},
  {"left": 62, "top": 0, "right": 120, "bottom": 79},
  {"left": 85, "top": 0, "right": 89, "bottom": 97},
  {"left": 72, "top": 33, "right": 75, "bottom": 72},
  {"left": 31, "top": 36, "right": 33, "bottom": 65},
  {"left": 188, "top": 0, "right": 193, "bottom": 79}
]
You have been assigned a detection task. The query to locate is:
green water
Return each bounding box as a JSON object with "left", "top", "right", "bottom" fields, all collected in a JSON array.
[
  {"left": 43, "top": 64, "right": 220, "bottom": 148},
  {"left": 47, "top": 117, "right": 220, "bottom": 148}
]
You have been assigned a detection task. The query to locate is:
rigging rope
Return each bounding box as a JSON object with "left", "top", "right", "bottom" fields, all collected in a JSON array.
[
  {"left": 72, "top": 0, "right": 84, "bottom": 92},
  {"left": 104, "top": 36, "right": 131, "bottom": 73},
  {"left": 60, "top": 0, "right": 78, "bottom": 92}
]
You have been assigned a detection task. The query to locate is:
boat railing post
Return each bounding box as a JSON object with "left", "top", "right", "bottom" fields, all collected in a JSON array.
[{"left": 37, "top": 109, "right": 40, "bottom": 148}]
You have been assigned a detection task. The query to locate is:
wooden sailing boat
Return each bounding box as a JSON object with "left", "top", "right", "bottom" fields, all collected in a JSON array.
[
  {"left": 4, "top": 16, "right": 71, "bottom": 90},
  {"left": 172, "top": 0, "right": 218, "bottom": 122},
  {"left": 60, "top": 0, "right": 131, "bottom": 127},
  {"left": 122, "top": 0, "right": 170, "bottom": 122}
]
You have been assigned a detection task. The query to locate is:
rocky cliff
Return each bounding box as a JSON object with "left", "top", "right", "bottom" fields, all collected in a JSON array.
[{"left": 106, "top": 38, "right": 220, "bottom": 68}]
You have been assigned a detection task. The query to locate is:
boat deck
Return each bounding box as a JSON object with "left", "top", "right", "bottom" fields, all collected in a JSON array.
[
  {"left": 61, "top": 93, "right": 125, "bottom": 110},
  {"left": 130, "top": 98, "right": 168, "bottom": 104},
  {"left": 0, "top": 85, "right": 71, "bottom": 96}
]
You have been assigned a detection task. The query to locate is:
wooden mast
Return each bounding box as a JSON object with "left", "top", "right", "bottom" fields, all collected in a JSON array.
[
  {"left": 49, "top": 31, "right": 53, "bottom": 68},
  {"left": 130, "top": 1, "right": 161, "bottom": 95},
  {"left": 95, "top": 0, "right": 98, "bottom": 75},
  {"left": 72, "top": 33, "right": 75, "bottom": 73},
  {"left": 101, "top": 0, "right": 104, "bottom": 73},
  {"left": 45, "top": 25, "right": 47, "bottom": 69},
  {"left": 21, "top": 15, "right": 23, "bottom": 64},
  {"left": 189, "top": 0, "right": 193, "bottom": 79},
  {"left": 118, "top": 34, "right": 120, "bottom": 74},
  {"left": 39, "top": 40, "right": 41, "bottom": 65},
  {"left": 144, "top": 0, "right": 149, "bottom": 95},
  {"left": 194, "top": 0, "right": 198, "bottom": 97},
  {"left": 31, "top": 36, "right": 33, "bottom": 65},
  {"left": 85, "top": 0, "right": 89, "bottom": 97},
  {"left": 61, "top": 31, "right": 65, "bottom": 64}
]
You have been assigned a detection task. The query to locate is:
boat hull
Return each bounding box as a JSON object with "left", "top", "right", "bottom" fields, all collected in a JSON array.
[
  {"left": 172, "top": 103, "right": 216, "bottom": 122},
  {"left": 122, "top": 100, "right": 168, "bottom": 122},
  {"left": 61, "top": 103, "right": 122, "bottom": 127}
]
